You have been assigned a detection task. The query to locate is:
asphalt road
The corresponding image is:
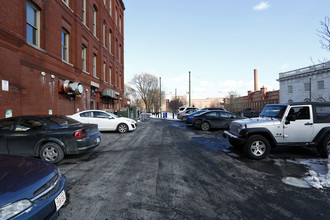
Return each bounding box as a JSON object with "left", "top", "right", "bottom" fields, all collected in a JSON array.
[{"left": 57, "top": 117, "right": 330, "bottom": 220}]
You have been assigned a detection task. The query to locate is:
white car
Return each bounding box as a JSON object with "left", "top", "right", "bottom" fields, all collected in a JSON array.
[{"left": 69, "top": 110, "right": 137, "bottom": 133}]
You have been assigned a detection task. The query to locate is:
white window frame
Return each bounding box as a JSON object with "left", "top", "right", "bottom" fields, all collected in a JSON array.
[
  {"left": 82, "top": 44, "right": 87, "bottom": 71},
  {"left": 61, "top": 29, "right": 69, "bottom": 62},
  {"left": 93, "top": 6, "right": 97, "bottom": 37},
  {"left": 109, "top": 29, "right": 112, "bottom": 53},
  {"left": 82, "top": 0, "right": 86, "bottom": 24},
  {"left": 103, "top": 21, "right": 106, "bottom": 46},
  {"left": 304, "top": 83, "right": 310, "bottom": 92},
  {"left": 317, "top": 80, "right": 324, "bottom": 90},
  {"left": 109, "top": 66, "right": 112, "bottom": 85},
  {"left": 26, "top": 2, "right": 40, "bottom": 47},
  {"left": 93, "top": 53, "right": 97, "bottom": 77},
  {"left": 109, "top": 0, "right": 112, "bottom": 16},
  {"left": 103, "top": 61, "right": 106, "bottom": 82}
]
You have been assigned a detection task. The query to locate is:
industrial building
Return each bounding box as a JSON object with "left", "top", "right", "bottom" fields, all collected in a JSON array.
[{"left": 0, "top": 0, "right": 127, "bottom": 118}]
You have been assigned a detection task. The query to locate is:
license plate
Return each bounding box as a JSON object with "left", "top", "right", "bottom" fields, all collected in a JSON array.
[
  {"left": 55, "top": 190, "right": 66, "bottom": 211},
  {"left": 96, "top": 137, "right": 100, "bottom": 143}
]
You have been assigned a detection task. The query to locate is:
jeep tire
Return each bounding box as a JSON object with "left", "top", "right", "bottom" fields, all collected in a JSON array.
[
  {"left": 243, "top": 135, "right": 271, "bottom": 160},
  {"left": 317, "top": 135, "right": 330, "bottom": 158}
]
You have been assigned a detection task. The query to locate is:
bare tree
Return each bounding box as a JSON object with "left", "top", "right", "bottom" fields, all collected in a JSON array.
[
  {"left": 317, "top": 17, "right": 330, "bottom": 52},
  {"left": 224, "top": 91, "right": 240, "bottom": 112},
  {"left": 130, "top": 73, "right": 159, "bottom": 112},
  {"left": 168, "top": 98, "right": 184, "bottom": 114}
]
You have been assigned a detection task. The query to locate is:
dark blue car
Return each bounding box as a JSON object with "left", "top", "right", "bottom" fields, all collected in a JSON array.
[
  {"left": 185, "top": 110, "right": 207, "bottom": 124},
  {"left": 0, "top": 154, "right": 67, "bottom": 219}
]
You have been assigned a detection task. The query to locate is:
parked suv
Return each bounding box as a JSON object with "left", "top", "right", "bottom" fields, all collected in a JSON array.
[
  {"left": 224, "top": 102, "right": 330, "bottom": 159},
  {"left": 178, "top": 106, "right": 199, "bottom": 112}
]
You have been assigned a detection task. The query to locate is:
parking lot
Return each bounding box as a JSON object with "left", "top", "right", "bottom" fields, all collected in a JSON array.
[{"left": 57, "top": 117, "right": 330, "bottom": 219}]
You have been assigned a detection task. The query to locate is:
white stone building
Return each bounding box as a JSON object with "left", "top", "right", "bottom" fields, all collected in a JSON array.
[{"left": 278, "top": 62, "right": 330, "bottom": 103}]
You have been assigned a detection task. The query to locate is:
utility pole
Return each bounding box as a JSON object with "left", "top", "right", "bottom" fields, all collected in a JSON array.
[
  {"left": 309, "top": 77, "right": 312, "bottom": 101},
  {"left": 159, "top": 77, "right": 162, "bottom": 118},
  {"left": 189, "top": 71, "right": 191, "bottom": 106}
]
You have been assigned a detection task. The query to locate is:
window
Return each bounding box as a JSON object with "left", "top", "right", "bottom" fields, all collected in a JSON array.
[
  {"left": 82, "top": 44, "right": 87, "bottom": 71},
  {"left": 103, "top": 21, "right": 106, "bottom": 45},
  {"left": 93, "top": 6, "right": 97, "bottom": 36},
  {"left": 119, "top": 15, "right": 122, "bottom": 34},
  {"left": 288, "top": 85, "right": 293, "bottom": 93},
  {"left": 82, "top": 0, "right": 86, "bottom": 24},
  {"left": 304, "top": 83, "right": 310, "bottom": 91},
  {"left": 61, "top": 29, "right": 69, "bottom": 62},
  {"left": 93, "top": 53, "right": 97, "bottom": 77},
  {"left": 109, "top": 0, "right": 112, "bottom": 16},
  {"left": 109, "top": 29, "right": 112, "bottom": 52},
  {"left": 15, "top": 119, "right": 44, "bottom": 131},
  {"left": 109, "top": 66, "right": 112, "bottom": 84},
  {"left": 103, "top": 61, "right": 106, "bottom": 82},
  {"left": 317, "top": 80, "right": 324, "bottom": 90},
  {"left": 288, "top": 107, "right": 310, "bottom": 120},
  {"left": 94, "top": 111, "right": 109, "bottom": 118},
  {"left": 119, "top": 44, "right": 122, "bottom": 63},
  {"left": 0, "top": 118, "right": 16, "bottom": 131},
  {"left": 115, "top": 7, "right": 118, "bottom": 26},
  {"left": 26, "top": 2, "right": 39, "bottom": 46},
  {"left": 80, "top": 112, "right": 93, "bottom": 117}
]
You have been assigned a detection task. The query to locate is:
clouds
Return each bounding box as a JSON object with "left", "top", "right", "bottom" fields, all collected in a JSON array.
[{"left": 253, "top": 1, "right": 271, "bottom": 11}]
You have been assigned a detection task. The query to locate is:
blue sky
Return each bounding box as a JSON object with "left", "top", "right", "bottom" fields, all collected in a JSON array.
[{"left": 124, "top": 0, "right": 330, "bottom": 99}]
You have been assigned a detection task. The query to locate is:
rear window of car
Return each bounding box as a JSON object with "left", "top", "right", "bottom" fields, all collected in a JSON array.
[
  {"left": 15, "top": 119, "right": 44, "bottom": 131},
  {"left": 48, "top": 116, "right": 80, "bottom": 126},
  {"left": 315, "top": 106, "right": 330, "bottom": 123},
  {"left": 0, "top": 118, "right": 16, "bottom": 131},
  {"left": 80, "top": 112, "right": 93, "bottom": 117}
]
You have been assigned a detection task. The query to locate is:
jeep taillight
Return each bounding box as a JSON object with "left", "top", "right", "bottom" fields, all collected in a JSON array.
[{"left": 74, "top": 130, "right": 87, "bottom": 140}]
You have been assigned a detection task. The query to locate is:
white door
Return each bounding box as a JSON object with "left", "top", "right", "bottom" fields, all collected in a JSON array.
[{"left": 283, "top": 106, "right": 314, "bottom": 143}]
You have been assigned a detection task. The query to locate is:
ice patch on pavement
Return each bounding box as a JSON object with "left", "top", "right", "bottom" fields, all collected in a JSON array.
[
  {"left": 281, "top": 177, "right": 311, "bottom": 188},
  {"left": 280, "top": 157, "right": 330, "bottom": 189}
]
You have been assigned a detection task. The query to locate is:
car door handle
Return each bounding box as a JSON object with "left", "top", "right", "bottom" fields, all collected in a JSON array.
[{"left": 305, "top": 122, "right": 313, "bottom": 125}]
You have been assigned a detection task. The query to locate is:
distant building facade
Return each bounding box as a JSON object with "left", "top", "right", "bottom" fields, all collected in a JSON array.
[
  {"left": 277, "top": 62, "right": 330, "bottom": 103},
  {"left": 226, "top": 87, "right": 279, "bottom": 113},
  {"left": 0, "top": 0, "right": 127, "bottom": 118},
  {"left": 224, "top": 69, "right": 279, "bottom": 113}
]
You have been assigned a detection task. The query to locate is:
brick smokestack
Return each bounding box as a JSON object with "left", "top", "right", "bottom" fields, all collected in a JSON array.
[{"left": 254, "top": 69, "right": 258, "bottom": 91}]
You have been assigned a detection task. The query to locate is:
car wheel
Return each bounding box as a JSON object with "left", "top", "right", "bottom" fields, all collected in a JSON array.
[
  {"left": 200, "top": 122, "right": 210, "bottom": 131},
  {"left": 117, "top": 123, "right": 128, "bottom": 133},
  {"left": 317, "top": 135, "right": 330, "bottom": 158},
  {"left": 39, "top": 142, "right": 64, "bottom": 163},
  {"left": 243, "top": 135, "right": 270, "bottom": 160}
]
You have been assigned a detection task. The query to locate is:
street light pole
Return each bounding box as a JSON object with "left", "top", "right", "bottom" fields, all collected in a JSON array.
[
  {"left": 189, "top": 71, "right": 191, "bottom": 106},
  {"left": 160, "top": 77, "right": 162, "bottom": 118}
]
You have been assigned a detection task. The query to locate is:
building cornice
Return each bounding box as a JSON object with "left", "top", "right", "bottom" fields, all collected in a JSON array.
[{"left": 277, "top": 62, "right": 330, "bottom": 82}]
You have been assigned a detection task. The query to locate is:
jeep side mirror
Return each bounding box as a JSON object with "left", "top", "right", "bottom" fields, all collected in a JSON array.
[{"left": 285, "top": 115, "right": 296, "bottom": 124}]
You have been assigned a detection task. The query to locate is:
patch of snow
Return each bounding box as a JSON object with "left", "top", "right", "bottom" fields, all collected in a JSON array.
[
  {"left": 281, "top": 177, "right": 311, "bottom": 188},
  {"left": 284, "top": 157, "right": 330, "bottom": 189}
]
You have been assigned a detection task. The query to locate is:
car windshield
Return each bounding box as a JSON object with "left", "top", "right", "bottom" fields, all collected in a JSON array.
[
  {"left": 48, "top": 116, "right": 81, "bottom": 126},
  {"left": 259, "top": 105, "right": 287, "bottom": 119}
]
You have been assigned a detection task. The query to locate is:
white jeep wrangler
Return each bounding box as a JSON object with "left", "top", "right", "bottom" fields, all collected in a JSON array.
[{"left": 224, "top": 102, "right": 330, "bottom": 159}]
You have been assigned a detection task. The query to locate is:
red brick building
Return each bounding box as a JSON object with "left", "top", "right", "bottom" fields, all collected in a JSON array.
[
  {"left": 225, "top": 69, "right": 279, "bottom": 113},
  {"left": 0, "top": 0, "right": 127, "bottom": 118}
]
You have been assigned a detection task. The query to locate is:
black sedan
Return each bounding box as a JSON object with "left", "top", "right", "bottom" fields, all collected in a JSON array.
[
  {"left": 193, "top": 110, "right": 242, "bottom": 131},
  {"left": 0, "top": 115, "right": 101, "bottom": 163},
  {"left": 0, "top": 154, "right": 67, "bottom": 219}
]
